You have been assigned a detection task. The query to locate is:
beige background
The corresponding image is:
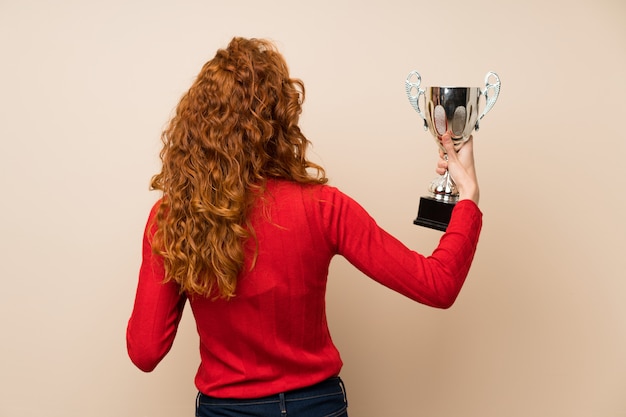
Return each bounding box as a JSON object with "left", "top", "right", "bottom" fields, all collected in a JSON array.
[{"left": 1, "top": 0, "right": 625, "bottom": 416}]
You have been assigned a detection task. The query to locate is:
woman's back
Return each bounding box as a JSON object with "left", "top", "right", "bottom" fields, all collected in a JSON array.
[{"left": 189, "top": 179, "right": 341, "bottom": 398}]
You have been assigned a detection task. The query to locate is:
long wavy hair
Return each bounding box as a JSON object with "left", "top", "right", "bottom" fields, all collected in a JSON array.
[{"left": 150, "top": 37, "right": 327, "bottom": 299}]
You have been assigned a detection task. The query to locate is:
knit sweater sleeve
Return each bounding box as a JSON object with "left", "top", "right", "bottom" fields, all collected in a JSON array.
[
  {"left": 126, "top": 201, "right": 187, "bottom": 372},
  {"left": 318, "top": 187, "right": 482, "bottom": 308}
]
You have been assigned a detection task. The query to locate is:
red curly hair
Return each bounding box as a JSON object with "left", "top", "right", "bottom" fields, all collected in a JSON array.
[{"left": 150, "top": 37, "right": 327, "bottom": 299}]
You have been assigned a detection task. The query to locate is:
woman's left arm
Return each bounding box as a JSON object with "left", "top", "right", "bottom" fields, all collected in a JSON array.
[{"left": 126, "top": 204, "right": 187, "bottom": 372}]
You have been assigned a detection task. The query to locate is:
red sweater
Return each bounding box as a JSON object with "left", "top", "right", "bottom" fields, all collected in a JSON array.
[{"left": 127, "top": 179, "right": 482, "bottom": 398}]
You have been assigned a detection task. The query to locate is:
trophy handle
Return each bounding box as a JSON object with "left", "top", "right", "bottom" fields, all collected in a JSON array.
[
  {"left": 405, "top": 70, "right": 428, "bottom": 130},
  {"left": 476, "top": 71, "right": 501, "bottom": 130}
]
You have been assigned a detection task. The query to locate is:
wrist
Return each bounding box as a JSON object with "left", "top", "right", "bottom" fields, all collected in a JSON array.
[{"left": 459, "top": 186, "right": 479, "bottom": 205}]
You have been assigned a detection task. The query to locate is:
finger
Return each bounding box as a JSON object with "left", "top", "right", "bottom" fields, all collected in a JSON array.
[{"left": 436, "top": 163, "right": 448, "bottom": 175}]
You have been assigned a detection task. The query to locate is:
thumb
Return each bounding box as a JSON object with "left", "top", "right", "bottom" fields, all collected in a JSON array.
[{"left": 440, "top": 131, "right": 458, "bottom": 162}]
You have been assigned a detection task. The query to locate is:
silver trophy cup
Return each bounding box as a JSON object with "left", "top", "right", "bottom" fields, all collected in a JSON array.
[{"left": 406, "top": 70, "right": 500, "bottom": 231}]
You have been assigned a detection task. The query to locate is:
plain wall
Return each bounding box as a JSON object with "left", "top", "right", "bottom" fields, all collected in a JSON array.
[{"left": 1, "top": 0, "right": 625, "bottom": 416}]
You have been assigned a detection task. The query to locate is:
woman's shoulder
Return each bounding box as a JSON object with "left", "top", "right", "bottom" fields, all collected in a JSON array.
[
  {"left": 148, "top": 197, "right": 164, "bottom": 217},
  {"left": 266, "top": 178, "right": 344, "bottom": 200}
]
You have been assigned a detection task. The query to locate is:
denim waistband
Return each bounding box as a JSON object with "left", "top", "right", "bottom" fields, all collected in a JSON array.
[{"left": 197, "top": 377, "right": 346, "bottom": 405}]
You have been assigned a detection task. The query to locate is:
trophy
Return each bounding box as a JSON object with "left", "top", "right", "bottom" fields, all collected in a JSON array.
[{"left": 406, "top": 70, "right": 500, "bottom": 231}]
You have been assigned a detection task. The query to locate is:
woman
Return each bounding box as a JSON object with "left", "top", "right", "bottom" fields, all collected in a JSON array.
[{"left": 127, "top": 36, "right": 482, "bottom": 417}]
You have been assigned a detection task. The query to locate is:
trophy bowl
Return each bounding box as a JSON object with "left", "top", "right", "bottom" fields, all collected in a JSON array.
[{"left": 406, "top": 71, "right": 500, "bottom": 231}]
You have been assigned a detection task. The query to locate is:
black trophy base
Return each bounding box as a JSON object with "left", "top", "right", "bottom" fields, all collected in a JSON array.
[{"left": 413, "top": 196, "right": 456, "bottom": 231}]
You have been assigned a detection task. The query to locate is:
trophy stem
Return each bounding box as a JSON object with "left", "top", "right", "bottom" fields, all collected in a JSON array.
[{"left": 429, "top": 170, "right": 459, "bottom": 203}]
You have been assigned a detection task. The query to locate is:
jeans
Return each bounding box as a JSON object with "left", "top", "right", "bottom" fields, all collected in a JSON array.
[{"left": 196, "top": 377, "right": 348, "bottom": 417}]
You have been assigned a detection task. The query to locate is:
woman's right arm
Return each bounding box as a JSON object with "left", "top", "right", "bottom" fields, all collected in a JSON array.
[{"left": 318, "top": 172, "right": 482, "bottom": 308}]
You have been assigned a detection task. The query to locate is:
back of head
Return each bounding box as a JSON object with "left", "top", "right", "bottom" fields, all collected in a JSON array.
[{"left": 150, "top": 37, "right": 326, "bottom": 299}]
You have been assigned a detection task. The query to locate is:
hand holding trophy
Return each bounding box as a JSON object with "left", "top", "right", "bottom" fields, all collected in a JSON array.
[{"left": 405, "top": 71, "right": 501, "bottom": 231}]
